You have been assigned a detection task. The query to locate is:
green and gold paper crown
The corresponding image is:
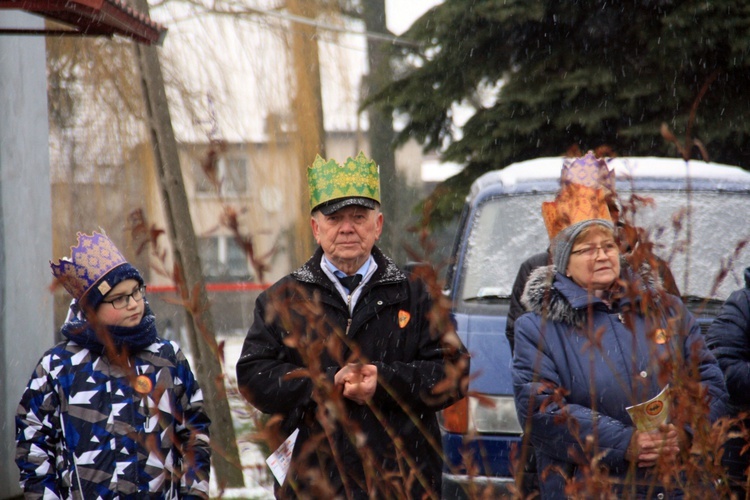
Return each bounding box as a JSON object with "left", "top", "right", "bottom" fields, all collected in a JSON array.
[{"left": 307, "top": 151, "right": 381, "bottom": 212}]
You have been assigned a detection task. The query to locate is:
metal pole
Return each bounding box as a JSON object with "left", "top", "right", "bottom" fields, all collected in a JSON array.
[{"left": 131, "top": 12, "right": 244, "bottom": 487}]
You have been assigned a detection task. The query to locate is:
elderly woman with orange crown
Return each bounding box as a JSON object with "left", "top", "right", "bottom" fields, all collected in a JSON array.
[{"left": 511, "top": 155, "right": 727, "bottom": 498}]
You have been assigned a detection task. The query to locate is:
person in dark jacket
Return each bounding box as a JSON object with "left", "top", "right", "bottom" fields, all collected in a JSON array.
[
  {"left": 706, "top": 266, "right": 750, "bottom": 495},
  {"left": 512, "top": 182, "right": 727, "bottom": 498},
  {"left": 236, "top": 152, "right": 468, "bottom": 499},
  {"left": 506, "top": 251, "right": 550, "bottom": 353},
  {"left": 16, "top": 231, "right": 211, "bottom": 499}
]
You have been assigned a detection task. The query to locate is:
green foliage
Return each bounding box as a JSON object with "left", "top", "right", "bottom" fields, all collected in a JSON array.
[{"left": 371, "top": 0, "right": 750, "bottom": 223}]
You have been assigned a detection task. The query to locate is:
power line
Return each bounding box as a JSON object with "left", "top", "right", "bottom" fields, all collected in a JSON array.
[{"left": 165, "top": 1, "right": 421, "bottom": 48}]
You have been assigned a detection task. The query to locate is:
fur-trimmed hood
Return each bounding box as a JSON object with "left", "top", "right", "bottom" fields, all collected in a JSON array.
[{"left": 520, "top": 260, "right": 663, "bottom": 328}]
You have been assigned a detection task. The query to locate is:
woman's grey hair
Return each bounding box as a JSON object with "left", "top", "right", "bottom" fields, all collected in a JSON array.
[{"left": 551, "top": 219, "right": 615, "bottom": 271}]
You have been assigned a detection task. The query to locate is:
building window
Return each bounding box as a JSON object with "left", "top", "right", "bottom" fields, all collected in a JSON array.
[
  {"left": 193, "top": 156, "right": 248, "bottom": 196},
  {"left": 198, "top": 236, "right": 252, "bottom": 281}
]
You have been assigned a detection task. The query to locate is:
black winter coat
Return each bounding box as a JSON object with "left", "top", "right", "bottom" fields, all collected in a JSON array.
[
  {"left": 706, "top": 266, "right": 750, "bottom": 482},
  {"left": 707, "top": 267, "right": 750, "bottom": 413},
  {"left": 506, "top": 251, "right": 550, "bottom": 353},
  {"left": 236, "top": 246, "right": 466, "bottom": 499}
]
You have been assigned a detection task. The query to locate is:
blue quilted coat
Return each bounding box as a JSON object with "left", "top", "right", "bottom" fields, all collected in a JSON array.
[
  {"left": 15, "top": 337, "right": 211, "bottom": 499},
  {"left": 513, "top": 266, "right": 727, "bottom": 498}
]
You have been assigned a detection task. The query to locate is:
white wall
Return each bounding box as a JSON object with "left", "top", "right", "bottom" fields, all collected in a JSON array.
[{"left": 0, "top": 11, "right": 54, "bottom": 498}]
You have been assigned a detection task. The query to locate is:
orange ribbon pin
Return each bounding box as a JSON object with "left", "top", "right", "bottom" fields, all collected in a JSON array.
[
  {"left": 134, "top": 375, "right": 153, "bottom": 394},
  {"left": 654, "top": 328, "right": 668, "bottom": 344},
  {"left": 398, "top": 310, "right": 411, "bottom": 328}
]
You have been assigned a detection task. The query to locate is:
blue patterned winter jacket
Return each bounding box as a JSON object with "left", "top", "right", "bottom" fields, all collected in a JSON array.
[{"left": 15, "top": 338, "right": 211, "bottom": 499}]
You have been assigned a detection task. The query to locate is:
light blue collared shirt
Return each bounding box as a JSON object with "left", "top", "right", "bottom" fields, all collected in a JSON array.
[{"left": 321, "top": 254, "right": 377, "bottom": 311}]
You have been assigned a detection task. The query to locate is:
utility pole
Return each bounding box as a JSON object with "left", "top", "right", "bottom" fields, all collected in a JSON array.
[
  {"left": 131, "top": 0, "right": 244, "bottom": 488},
  {"left": 287, "top": 0, "right": 326, "bottom": 266},
  {"left": 361, "top": 0, "right": 400, "bottom": 262}
]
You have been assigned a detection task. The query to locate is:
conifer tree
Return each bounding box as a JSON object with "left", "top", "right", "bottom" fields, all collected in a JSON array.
[{"left": 371, "top": 0, "right": 750, "bottom": 222}]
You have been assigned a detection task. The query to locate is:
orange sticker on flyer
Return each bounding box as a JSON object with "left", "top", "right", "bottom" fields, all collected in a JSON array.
[
  {"left": 646, "top": 400, "right": 664, "bottom": 416},
  {"left": 398, "top": 310, "right": 411, "bottom": 328}
]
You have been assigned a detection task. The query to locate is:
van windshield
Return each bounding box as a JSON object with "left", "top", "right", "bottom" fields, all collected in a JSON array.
[{"left": 461, "top": 191, "right": 750, "bottom": 302}]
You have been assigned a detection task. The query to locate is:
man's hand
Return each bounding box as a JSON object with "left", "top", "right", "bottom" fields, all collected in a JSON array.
[
  {"left": 334, "top": 363, "right": 377, "bottom": 405},
  {"left": 626, "top": 424, "right": 680, "bottom": 468}
]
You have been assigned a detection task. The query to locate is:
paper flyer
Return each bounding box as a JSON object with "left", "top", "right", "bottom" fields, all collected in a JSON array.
[
  {"left": 266, "top": 428, "right": 299, "bottom": 485},
  {"left": 626, "top": 385, "right": 670, "bottom": 432}
]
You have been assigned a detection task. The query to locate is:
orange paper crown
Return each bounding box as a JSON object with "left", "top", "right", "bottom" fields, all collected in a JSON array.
[{"left": 542, "top": 183, "right": 613, "bottom": 240}]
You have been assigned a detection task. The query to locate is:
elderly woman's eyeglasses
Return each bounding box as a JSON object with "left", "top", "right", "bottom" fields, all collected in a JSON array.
[
  {"left": 570, "top": 242, "right": 619, "bottom": 258},
  {"left": 102, "top": 285, "right": 146, "bottom": 309}
]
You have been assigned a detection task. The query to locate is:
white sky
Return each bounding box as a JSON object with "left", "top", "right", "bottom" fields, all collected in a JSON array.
[
  {"left": 386, "top": 0, "right": 442, "bottom": 36},
  {"left": 154, "top": 0, "right": 448, "bottom": 146}
]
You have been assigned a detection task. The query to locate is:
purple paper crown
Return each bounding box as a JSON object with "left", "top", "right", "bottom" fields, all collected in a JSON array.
[
  {"left": 50, "top": 231, "right": 129, "bottom": 302},
  {"left": 561, "top": 151, "right": 616, "bottom": 193}
]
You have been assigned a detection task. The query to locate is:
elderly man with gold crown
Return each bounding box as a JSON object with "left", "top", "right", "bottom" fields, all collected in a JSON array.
[
  {"left": 511, "top": 161, "right": 727, "bottom": 498},
  {"left": 236, "top": 152, "right": 468, "bottom": 499}
]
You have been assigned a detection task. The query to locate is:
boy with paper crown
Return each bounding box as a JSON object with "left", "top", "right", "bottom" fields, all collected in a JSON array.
[
  {"left": 15, "top": 231, "right": 211, "bottom": 499},
  {"left": 511, "top": 164, "right": 727, "bottom": 497},
  {"left": 236, "top": 152, "right": 468, "bottom": 499}
]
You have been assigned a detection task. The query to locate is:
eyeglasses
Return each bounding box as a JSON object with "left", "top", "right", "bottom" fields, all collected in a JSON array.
[
  {"left": 570, "top": 241, "right": 619, "bottom": 258},
  {"left": 102, "top": 285, "right": 146, "bottom": 309}
]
